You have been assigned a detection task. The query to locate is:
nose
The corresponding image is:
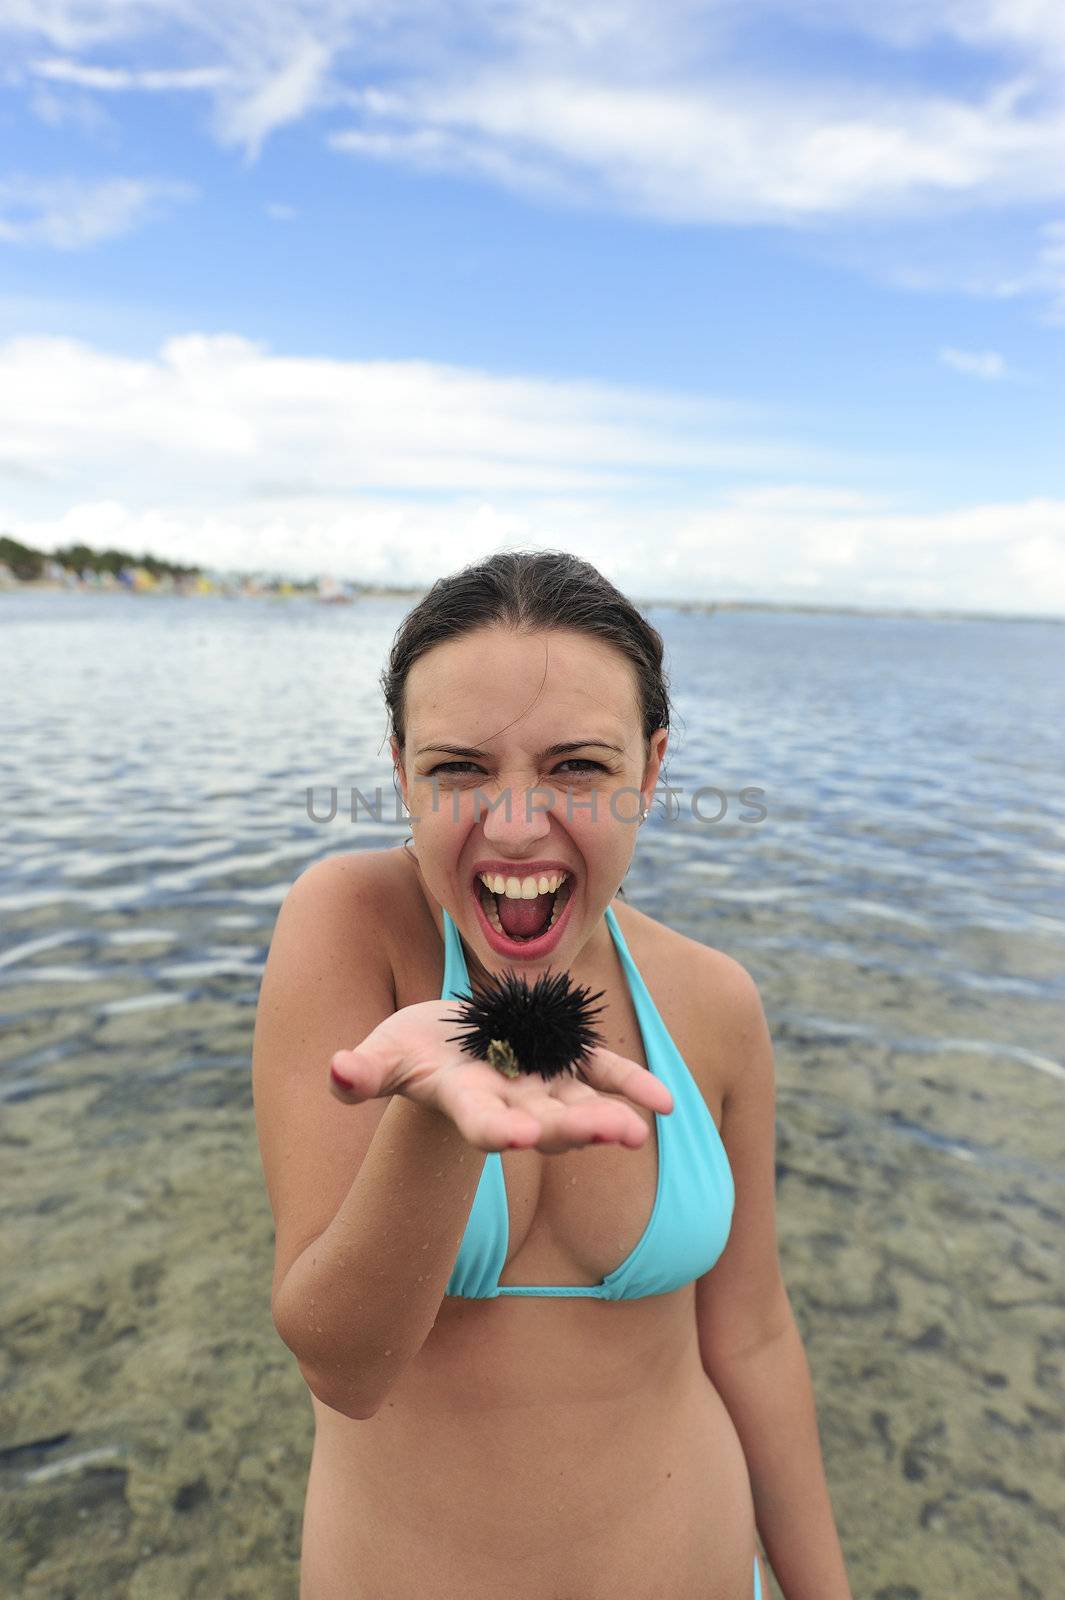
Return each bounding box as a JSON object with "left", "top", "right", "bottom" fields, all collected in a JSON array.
[{"left": 477, "top": 772, "right": 554, "bottom": 849}]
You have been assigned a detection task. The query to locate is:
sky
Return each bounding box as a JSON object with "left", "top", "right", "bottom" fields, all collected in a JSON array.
[{"left": 1, "top": 0, "right": 1064, "bottom": 615}]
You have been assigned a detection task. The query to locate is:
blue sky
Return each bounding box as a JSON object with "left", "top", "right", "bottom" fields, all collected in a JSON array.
[{"left": 1, "top": 1, "right": 1063, "bottom": 614}]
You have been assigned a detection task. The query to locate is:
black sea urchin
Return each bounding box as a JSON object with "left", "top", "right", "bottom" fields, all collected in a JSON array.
[{"left": 445, "top": 967, "right": 608, "bottom": 1082}]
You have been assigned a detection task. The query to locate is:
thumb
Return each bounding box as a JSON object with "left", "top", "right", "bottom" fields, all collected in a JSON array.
[
  {"left": 329, "top": 1032, "right": 402, "bottom": 1101},
  {"left": 329, "top": 1046, "right": 378, "bottom": 1100}
]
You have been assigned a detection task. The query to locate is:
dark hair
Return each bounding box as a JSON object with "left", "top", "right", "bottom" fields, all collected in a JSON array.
[{"left": 381, "top": 550, "right": 676, "bottom": 895}]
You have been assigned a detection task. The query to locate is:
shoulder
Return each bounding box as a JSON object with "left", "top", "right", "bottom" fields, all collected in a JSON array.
[
  {"left": 296, "top": 845, "right": 393, "bottom": 888},
  {"left": 274, "top": 849, "right": 404, "bottom": 979},
  {"left": 289, "top": 846, "right": 400, "bottom": 908},
  {"left": 612, "top": 894, "right": 747, "bottom": 997}
]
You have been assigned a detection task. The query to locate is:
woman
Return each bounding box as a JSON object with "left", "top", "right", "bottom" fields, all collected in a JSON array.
[{"left": 253, "top": 550, "right": 852, "bottom": 1600}]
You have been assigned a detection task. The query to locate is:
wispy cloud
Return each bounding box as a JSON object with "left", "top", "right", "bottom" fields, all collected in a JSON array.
[
  {"left": 0, "top": 175, "right": 196, "bottom": 249},
  {"left": 331, "top": 73, "right": 1065, "bottom": 225},
  {"left": 1035, "top": 219, "right": 1065, "bottom": 323},
  {"left": 996, "top": 218, "right": 1065, "bottom": 325},
  {"left": 27, "top": 84, "right": 116, "bottom": 136},
  {"left": 939, "top": 346, "right": 1008, "bottom": 380},
  {"left": 926, "top": 217, "right": 1065, "bottom": 325},
  {"left": 4, "top": 0, "right": 1065, "bottom": 212},
  {"left": 6, "top": 3, "right": 1065, "bottom": 318},
  {"left": 210, "top": 37, "right": 331, "bottom": 159},
  {"left": 31, "top": 57, "right": 232, "bottom": 92},
  {"left": 772, "top": 0, "right": 1065, "bottom": 69}
]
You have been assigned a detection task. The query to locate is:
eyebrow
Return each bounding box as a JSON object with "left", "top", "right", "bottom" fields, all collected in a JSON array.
[{"left": 415, "top": 740, "right": 625, "bottom": 758}]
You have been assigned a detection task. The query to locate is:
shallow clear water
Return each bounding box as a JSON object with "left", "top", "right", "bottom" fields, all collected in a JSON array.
[
  {"left": 1, "top": 589, "right": 1062, "bottom": 1599},
  {"left": 2, "top": 592, "right": 1062, "bottom": 1074}
]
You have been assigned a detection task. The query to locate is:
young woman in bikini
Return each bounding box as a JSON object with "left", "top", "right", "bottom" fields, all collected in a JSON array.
[{"left": 253, "top": 550, "right": 852, "bottom": 1599}]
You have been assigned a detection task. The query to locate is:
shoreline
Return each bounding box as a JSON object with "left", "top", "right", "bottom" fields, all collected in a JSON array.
[{"left": 3, "top": 580, "right": 1061, "bottom": 625}]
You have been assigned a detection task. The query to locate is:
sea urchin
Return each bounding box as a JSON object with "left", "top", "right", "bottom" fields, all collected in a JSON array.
[{"left": 445, "top": 966, "right": 608, "bottom": 1082}]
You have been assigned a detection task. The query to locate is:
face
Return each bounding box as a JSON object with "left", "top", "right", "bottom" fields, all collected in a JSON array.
[{"left": 391, "top": 626, "right": 667, "bottom": 974}]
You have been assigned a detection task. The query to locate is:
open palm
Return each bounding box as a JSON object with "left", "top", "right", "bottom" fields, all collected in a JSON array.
[{"left": 330, "top": 998, "right": 674, "bottom": 1154}]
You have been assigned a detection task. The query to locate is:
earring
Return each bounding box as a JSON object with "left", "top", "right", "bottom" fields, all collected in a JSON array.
[{"left": 639, "top": 806, "right": 650, "bottom": 825}]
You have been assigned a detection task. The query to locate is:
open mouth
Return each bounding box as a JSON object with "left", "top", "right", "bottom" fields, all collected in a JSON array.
[{"left": 472, "top": 870, "right": 574, "bottom": 946}]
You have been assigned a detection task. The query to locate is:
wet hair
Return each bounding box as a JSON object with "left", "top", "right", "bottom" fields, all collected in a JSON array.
[{"left": 380, "top": 550, "right": 677, "bottom": 896}]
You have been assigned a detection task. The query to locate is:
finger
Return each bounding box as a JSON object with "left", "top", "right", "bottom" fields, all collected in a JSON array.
[
  {"left": 507, "top": 1069, "right": 658, "bottom": 1148},
  {"left": 518, "top": 1088, "right": 650, "bottom": 1153},
  {"left": 580, "top": 1048, "right": 675, "bottom": 1115},
  {"left": 329, "top": 1040, "right": 393, "bottom": 1102}
]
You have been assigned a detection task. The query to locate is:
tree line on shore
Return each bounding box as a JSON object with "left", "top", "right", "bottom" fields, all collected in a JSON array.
[{"left": 1, "top": 534, "right": 203, "bottom": 585}]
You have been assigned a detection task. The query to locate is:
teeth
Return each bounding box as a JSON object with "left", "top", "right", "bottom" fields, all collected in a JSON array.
[
  {"left": 476, "top": 874, "right": 573, "bottom": 940},
  {"left": 479, "top": 881, "right": 505, "bottom": 934},
  {"left": 478, "top": 870, "right": 569, "bottom": 898},
  {"left": 548, "top": 877, "right": 571, "bottom": 927}
]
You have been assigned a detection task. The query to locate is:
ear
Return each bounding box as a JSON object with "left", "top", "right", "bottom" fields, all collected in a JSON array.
[
  {"left": 643, "top": 727, "right": 669, "bottom": 796},
  {"left": 389, "top": 736, "right": 408, "bottom": 808}
]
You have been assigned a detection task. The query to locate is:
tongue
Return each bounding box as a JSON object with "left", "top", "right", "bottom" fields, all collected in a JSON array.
[{"left": 497, "top": 891, "right": 554, "bottom": 940}]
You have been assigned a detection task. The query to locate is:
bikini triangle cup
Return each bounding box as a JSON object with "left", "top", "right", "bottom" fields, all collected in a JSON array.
[{"left": 438, "top": 901, "right": 735, "bottom": 1300}]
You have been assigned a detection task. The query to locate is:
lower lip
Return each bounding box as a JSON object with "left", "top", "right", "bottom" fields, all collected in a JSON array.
[{"left": 470, "top": 879, "right": 577, "bottom": 960}]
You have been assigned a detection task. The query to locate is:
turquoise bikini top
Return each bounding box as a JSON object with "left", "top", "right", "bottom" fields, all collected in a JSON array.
[{"left": 440, "top": 903, "right": 735, "bottom": 1301}]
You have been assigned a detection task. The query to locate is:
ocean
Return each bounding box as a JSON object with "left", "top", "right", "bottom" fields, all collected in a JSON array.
[{"left": 1, "top": 587, "right": 1062, "bottom": 1597}]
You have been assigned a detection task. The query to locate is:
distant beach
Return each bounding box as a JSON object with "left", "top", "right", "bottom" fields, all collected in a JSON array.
[{"left": 5, "top": 574, "right": 1061, "bottom": 624}]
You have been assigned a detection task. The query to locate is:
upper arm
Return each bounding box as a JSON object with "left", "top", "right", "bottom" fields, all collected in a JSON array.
[
  {"left": 252, "top": 852, "right": 397, "bottom": 1325},
  {"left": 694, "top": 950, "right": 791, "bottom": 1372}
]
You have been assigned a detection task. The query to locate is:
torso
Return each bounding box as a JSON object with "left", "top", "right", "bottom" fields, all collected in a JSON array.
[{"left": 299, "top": 846, "right": 761, "bottom": 1600}]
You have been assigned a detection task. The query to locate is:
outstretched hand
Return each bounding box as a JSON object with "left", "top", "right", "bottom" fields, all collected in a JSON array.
[{"left": 329, "top": 998, "right": 673, "bottom": 1154}]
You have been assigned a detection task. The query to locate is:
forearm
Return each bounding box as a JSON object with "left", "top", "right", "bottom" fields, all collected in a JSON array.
[
  {"left": 274, "top": 1093, "right": 487, "bottom": 1418},
  {"left": 707, "top": 1317, "right": 853, "bottom": 1600}
]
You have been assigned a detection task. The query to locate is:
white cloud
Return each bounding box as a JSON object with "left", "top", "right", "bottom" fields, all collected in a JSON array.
[
  {"left": 0, "top": 175, "right": 196, "bottom": 248},
  {"left": 938, "top": 346, "right": 1008, "bottom": 379},
  {"left": 328, "top": 123, "right": 580, "bottom": 208},
  {"left": 0, "top": 329, "right": 1061, "bottom": 616},
  {"left": 5, "top": 3, "right": 1065, "bottom": 321},
  {"left": 1022, "top": 218, "right": 1065, "bottom": 324},
  {"left": 211, "top": 36, "right": 331, "bottom": 159},
  {"left": 7, "top": 485, "right": 1063, "bottom": 618},
  {"left": 721, "top": 484, "right": 885, "bottom": 513},
  {"left": 332, "top": 71, "right": 1065, "bottom": 225},
  {"left": 27, "top": 84, "right": 116, "bottom": 135},
  {"left": 31, "top": 57, "right": 232, "bottom": 92},
  {"left": 660, "top": 490, "right": 1065, "bottom": 613},
  {"left": 936, "top": 218, "right": 1065, "bottom": 323},
  {"left": 778, "top": 0, "right": 1065, "bottom": 68},
  {"left": 17, "top": 9, "right": 346, "bottom": 156},
  {"left": 0, "top": 330, "right": 829, "bottom": 503},
  {"left": 3, "top": 0, "right": 1065, "bottom": 219}
]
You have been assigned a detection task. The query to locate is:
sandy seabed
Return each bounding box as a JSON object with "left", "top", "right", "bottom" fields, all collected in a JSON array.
[{"left": 1, "top": 924, "right": 1063, "bottom": 1600}]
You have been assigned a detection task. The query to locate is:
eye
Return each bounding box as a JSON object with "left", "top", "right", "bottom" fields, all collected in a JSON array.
[{"left": 426, "top": 758, "right": 607, "bottom": 775}]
